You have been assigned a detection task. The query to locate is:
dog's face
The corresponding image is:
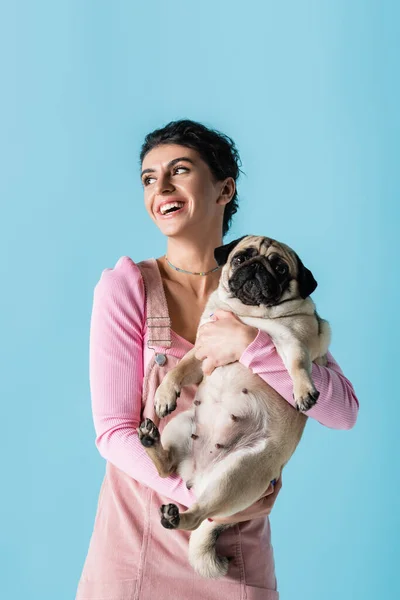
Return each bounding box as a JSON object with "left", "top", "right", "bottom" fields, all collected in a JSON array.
[{"left": 214, "top": 235, "right": 317, "bottom": 310}]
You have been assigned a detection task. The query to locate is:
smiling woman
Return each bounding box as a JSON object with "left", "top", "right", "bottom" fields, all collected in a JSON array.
[
  {"left": 75, "top": 120, "right": 359, "bottom": 600},
  {"left": 140, "top": 120, "right": 240, "bottom": 237},
  {"left": 140, "top": 145, "right": 235, "bottom": 247}
]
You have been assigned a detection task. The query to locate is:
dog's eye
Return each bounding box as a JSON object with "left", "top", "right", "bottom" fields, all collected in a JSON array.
[
  {"left": 275, "top": 262, "right": 288, "bottom": 276},
  {"left": 232, "top": 248, "right": 258, "bottom": 267},
  {"left": 232, "top": 255, "right": 246, "bottom": 266}
]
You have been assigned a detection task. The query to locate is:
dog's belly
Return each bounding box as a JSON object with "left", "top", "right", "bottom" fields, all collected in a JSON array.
[
  {"left": 190, "top": 363, "right": 270, "bottom": 483},
  {"left": 186, "top": 362, "right": 307, "bottom": 494}
]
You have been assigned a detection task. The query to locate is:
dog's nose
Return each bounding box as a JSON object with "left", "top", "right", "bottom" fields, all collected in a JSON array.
[{"left": 250, "top": 261, "right": 263, "bottom": 271}]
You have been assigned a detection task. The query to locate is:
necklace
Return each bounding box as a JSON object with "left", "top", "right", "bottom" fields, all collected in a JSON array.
[{"left": 165, "top": 256, "right": 221, "bottom": 276}]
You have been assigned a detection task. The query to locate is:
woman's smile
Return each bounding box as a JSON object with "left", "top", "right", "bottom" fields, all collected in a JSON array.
[{"left": 156, "top": 197, "right": 188, "bottom": 219}]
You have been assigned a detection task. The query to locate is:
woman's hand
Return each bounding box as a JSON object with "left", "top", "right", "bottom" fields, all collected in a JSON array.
[
  {"left": 195, "top": 310, "right": 258, "bottom": 376},
  {"left": 211, "top": 478, "right": 283, "bottom": 525}
]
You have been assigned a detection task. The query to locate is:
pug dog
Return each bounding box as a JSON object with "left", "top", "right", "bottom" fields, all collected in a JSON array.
[{"left": 138, "top": 235, "right": 331, "bottom": 579}]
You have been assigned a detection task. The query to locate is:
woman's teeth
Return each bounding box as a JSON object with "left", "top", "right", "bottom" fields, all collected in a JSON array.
[{"left": 160, "top": 201, "right": 184, "bottom": 215}]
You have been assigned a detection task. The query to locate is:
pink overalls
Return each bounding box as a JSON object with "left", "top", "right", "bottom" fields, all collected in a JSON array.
[{"left": 76, "top": 259, "right": 279, "bottom": 599}]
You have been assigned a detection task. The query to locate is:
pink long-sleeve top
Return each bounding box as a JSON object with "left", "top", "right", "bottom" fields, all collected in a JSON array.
[{"left": 90, "top": 257, "right": 359, "bottom": 509}]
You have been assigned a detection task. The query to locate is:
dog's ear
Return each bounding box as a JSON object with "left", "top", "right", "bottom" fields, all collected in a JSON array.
[
  {"left": 296, "top": 255, "right": 318, "bottom": 298},
  {"left": 214, "top": 236, "right": 249, "bottom": 266}
]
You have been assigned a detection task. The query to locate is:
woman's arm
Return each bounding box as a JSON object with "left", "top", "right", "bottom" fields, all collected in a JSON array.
[
  {"left": 89, "top": 256, "right": 195, "bottom": 507},
  {"left": 239, "top": 329, "right": 359, "bottom": 430},
  {"left": 195, "top": 310, "right": 359, "bottom": 430}
]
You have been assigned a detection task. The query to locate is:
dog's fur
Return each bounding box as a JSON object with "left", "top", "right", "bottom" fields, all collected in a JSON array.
[{"left": 138, "top": 235, "right": 331, "bottom": 578}]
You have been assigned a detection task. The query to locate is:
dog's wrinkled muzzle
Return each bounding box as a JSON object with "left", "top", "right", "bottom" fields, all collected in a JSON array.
[{"left": 229, "top": 262, "right": 280, "bottom": 306}]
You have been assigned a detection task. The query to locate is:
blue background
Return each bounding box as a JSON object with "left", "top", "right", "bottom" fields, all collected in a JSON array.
[{"left": 1, "top": 1, "right": 398, "bottom": 599}]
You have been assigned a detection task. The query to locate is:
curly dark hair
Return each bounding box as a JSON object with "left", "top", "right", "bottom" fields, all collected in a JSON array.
[{"left": 140, "top": 119, "right": 242, "bottom": 237}]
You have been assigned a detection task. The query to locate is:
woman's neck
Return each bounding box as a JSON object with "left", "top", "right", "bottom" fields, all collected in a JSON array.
[{"left": 158, "top": 235, "right": 224, "bottom": 298}]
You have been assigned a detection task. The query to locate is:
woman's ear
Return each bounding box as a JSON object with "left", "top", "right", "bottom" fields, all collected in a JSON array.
[{"left": 217, "top": 177, "right": 236, "bottom": 206}]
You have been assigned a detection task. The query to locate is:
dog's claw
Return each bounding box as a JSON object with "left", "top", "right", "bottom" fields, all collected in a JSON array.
[
  {"left": 154, "top": 382, "right": 181, "bottom": 418},
  {"left": 295, "top": 389, "right": 320, "bottom": 412}
]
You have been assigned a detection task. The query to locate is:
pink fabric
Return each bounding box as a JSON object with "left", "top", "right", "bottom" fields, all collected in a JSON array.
[
  {"left": 76, "top": 256, "right": 359, "bottom": 599},
  {"left": 90, "top": 256, "right": 358, "bottom": 506},
  {"left": 77, "top": 256, "right": 281, "bottom": 599},
  {"left": 89, "top": 256, "right": 196, "bottom": 507},
  {"left": 239, "top": 334, "right": 359, "bottom": 430},
  {"left": 91, "top": 258, "right": 358, "bottom": 504}
]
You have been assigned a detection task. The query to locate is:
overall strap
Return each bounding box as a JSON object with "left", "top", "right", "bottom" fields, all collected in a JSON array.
[{"left": 137, "top": 258, "right": 171, "bottom": 351}]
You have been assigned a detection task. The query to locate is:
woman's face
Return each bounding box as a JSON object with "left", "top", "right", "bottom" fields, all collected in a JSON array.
[{"left": 141, "top": 144, "right": 233, "bottom": 238}]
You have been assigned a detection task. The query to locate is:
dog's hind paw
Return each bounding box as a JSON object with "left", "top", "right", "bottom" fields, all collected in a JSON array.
[
  {"left": 160, "top": 504, "right": 180, "bottom": 529},
  {"left": 137, "top": 418, "right": 160, "bottom": 447}
]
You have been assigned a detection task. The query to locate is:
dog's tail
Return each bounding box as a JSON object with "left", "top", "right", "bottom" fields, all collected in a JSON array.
[{"left": 188, "top": 520, "right": 234, "bottom": 579}]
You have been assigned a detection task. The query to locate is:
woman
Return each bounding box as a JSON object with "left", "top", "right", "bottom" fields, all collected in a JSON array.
[{"left": 76, "top": 120, "right": 359, "bottom": 600}]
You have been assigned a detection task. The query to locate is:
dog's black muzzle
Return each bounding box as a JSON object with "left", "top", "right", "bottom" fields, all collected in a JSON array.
[{"left": 228, "top": 261, "right": 281, "bottom": 306}]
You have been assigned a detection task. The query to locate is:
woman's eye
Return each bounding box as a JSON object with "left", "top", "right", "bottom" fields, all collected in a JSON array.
[{"left": 174, "top": 166, "right": 188, "bottom": 175}]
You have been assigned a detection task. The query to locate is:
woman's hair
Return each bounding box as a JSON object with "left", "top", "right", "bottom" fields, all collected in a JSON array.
[{"left": 140, "top": 119, "right": 242, "bottom": 237}]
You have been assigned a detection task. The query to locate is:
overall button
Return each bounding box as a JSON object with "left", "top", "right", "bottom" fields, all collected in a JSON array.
[{"left": 155, "top": 353, "right": 167, "bottom": 366}]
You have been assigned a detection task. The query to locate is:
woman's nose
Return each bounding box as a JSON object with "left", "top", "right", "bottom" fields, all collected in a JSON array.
[{"left": 155, "top": 171, "right": 175, "bottom": 194}]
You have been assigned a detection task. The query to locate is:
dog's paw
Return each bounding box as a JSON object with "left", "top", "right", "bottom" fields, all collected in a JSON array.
[
  {"left": 293, "top": 381, "right": 320, "bottom": 412},
  {"left": 154, "top": 378, "right": 181, "bottom": 418},
  {"left": 160, "top": 503, "right": 180, "bottom": 529},
  {"left": 137, "top": 418, "right": 160, "bottom": 447}
]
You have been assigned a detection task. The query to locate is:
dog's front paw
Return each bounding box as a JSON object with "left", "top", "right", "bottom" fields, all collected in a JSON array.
[
  {"left": 154, "top": 378, "right": 181, "bottom": 418},
  {"left": 160, "top": 503, "right": 180, "bottom": 529},
  {"left": 137, "top": 418, "right": 160, "bottom": 447},
  {"left": 293, "top": 381, "right": 320, "bottom": 412}
]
